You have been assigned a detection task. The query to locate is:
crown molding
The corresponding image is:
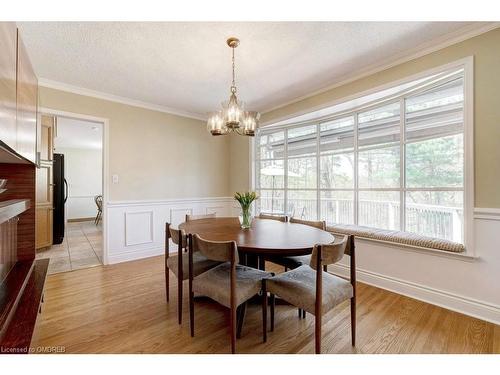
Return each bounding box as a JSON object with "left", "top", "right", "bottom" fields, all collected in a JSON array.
[
  {"left": 38, "top": 78, "right": 207, "bottom": 121},
  {"left": 38, "top": 22, "right": 499, "bottom": 123},
  {"left": 261, "top": 22, "right": 500, "bottom": 116}
]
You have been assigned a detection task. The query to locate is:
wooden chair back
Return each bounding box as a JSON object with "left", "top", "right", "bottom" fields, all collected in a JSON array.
[
  {"left": 258, "top": 213, "right": 288, "bottom": 222},
  {"left": 310, "top": 235, "right": 348, "bottom": 270},
  {"left": 289, "top": 217, "right": 326, "bottom": 230},
  {"left": 165, "top": 223, "right": 187, "bottom": 258},
  {"left": 169, "top": 226, "right": 187, "bottom": 248},
  {"left": 191, "top": 233, "right": 238, "bottom": 263},
  {"left": 185, "top": 213, "right": 216, "bottom": 221}
]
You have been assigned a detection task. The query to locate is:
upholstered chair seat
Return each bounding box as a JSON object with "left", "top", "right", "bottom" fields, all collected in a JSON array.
[
  {"left": 167, "top": 252, "right": 220, "bottom": 280},
  {"left": 194, "top": 262, "right": 272, "bottom": 308},
  {"left": 266, "top": 265, "right": 353, "bottom": 314}
]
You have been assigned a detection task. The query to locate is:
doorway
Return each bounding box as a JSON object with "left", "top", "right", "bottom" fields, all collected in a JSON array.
[{"left": 35, "top": 111, "right": 106, "bottom": 275}]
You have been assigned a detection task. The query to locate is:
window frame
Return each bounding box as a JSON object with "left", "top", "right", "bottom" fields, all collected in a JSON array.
[{"left": 251, "top": 57, "right": 474, "bottom": 254}]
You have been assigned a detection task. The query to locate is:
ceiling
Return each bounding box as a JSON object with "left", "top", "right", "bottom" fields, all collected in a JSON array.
[
  {"left": 18, "top": 22, "right": 490, "bottom": 119},
  {"left": 54, "top": 117, "right": 102, "bottom": 150}
]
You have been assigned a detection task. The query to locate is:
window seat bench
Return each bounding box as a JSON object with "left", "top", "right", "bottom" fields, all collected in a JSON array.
[{"left": 326, "top": 224, "right": 465, "bottom": 253}]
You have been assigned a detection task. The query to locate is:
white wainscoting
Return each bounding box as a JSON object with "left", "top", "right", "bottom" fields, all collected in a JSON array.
[
  {"left": 105, "top": 199, "right": 500, "bottom": 324},
  {"left": 330, "top": 209, "right": 500, "bottom": 325},
  {"left": 106, "top": 197, "right": 236, "bottom": 264}
]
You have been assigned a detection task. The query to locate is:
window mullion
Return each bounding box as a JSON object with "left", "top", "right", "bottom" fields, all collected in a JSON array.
[
  {"left": 400, "top": 98, "right": 406, "bottom": 232},
  {"left": 354, "top": 112, "right": 359, "bottom": 225},
  {"left": 316, "top": 123, "right": 320, "bottom": 221},
  {"left": 284, "top": 128, "right": 288, "bottom": 216}
]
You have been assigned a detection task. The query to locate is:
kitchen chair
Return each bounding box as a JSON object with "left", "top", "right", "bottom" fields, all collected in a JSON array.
[
  {"left": 186, "top": 213, "right": 216, "bottom": 221},
  {"left": 94, "top": 195, "right": 102, "bottom": 225},
  {"left": 188, "top": 233, "right": 271, "bottom": 353},
  {"left": 269, "top": 217, "right": 327, "bottom": 271},
  {"left": 264, "top": 235, "right": 356, "bottom": 354},
  {"left": 265, "top": 217, "right": 327, "bottom": 318},
  {"left": 165, "top": 223, "right": 220, "bottom": 324},
  {"left": 258, "top": 213, "right": 288, "bottom": 222}
]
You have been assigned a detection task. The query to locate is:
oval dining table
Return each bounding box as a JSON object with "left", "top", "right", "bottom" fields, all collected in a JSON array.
[
  {"left": 179, "top": 216, "right": 335, "bottom": 337},
  {"left": 178, "top": 216, "right": 335, "bottom": 259}
]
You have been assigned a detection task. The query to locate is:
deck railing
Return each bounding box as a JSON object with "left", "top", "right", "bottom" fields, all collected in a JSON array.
[{"left": 259, "top": 197, "right": 463, "bottom": 243}]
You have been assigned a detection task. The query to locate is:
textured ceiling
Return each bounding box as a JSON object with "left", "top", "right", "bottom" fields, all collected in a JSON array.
[{"left": 18, "top": 22, "right": 481, "bottom": 118}]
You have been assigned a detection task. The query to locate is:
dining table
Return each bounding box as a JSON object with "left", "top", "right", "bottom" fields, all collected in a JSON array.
[
  {"left": 178, "top": 216, "right": 335, "bottom": 264},
  {"left": 179, "top": 216, "right": 335, "bottom": 337}
]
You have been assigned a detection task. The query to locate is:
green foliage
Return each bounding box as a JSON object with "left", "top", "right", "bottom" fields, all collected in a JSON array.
[{"left": 234, "top": 191, "right": 259, "bottom": 209}]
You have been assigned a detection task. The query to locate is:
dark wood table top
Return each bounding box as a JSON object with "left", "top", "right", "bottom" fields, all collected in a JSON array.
[{"left": 179, "top": 217, "right": 334, "bottom": 256}]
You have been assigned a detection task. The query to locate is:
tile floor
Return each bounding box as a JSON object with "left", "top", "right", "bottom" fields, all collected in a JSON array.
[{"left": 36, "top": 220, "right": 103, "bottom": 275}]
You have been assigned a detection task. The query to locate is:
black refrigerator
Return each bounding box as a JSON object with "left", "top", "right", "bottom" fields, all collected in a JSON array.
[{"left": 53, "top": 153, "right": 68, "bottom": 244}]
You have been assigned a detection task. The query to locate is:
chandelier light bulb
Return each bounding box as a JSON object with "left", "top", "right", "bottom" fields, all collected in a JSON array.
[{"left": 207, "top": 111, "right": 226, "bottom": 136}]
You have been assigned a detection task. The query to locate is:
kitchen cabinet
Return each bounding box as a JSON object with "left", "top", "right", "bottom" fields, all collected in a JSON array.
[
  {"left": 35, "top": 115, "right": 55, "bottom": 249},
  {"left": 0, "top": 23, "right": 17, "bottom": 152},
  {"left": 15, "top": 33, "right": 38, "bottom": 163}
]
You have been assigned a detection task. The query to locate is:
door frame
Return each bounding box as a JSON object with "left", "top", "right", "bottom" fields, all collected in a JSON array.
[{"left": 39, "top": 107, "right": 110, "bottom": 265}]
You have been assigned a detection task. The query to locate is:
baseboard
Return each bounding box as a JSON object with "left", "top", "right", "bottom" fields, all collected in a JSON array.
[
  {"left": 67, "top": 217, "right": 95, "bottom": 223},
  {"left": 107, "top": 246, "right": 165, "bottom": 264},
  {"left": 330, "top": 263, "right": 500, "bottom": 325}
]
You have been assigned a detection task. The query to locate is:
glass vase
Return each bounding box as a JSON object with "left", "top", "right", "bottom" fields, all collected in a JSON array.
[{"left": 239, "top": 206, "right": 253, "bottom": 229}]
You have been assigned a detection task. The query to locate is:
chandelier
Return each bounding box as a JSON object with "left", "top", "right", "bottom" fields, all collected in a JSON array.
[{"left": 207, "top": 37, "right": 260, "bottom": 137}]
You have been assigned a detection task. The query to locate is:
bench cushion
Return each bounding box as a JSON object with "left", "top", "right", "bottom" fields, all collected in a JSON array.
[{"left": 327, "top": 224, "right": 465, "bottom": 253}]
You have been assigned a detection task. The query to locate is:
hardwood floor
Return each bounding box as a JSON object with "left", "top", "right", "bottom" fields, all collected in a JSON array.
[{"left": 31, "top": 256, "right": 500, "bottom": 354}]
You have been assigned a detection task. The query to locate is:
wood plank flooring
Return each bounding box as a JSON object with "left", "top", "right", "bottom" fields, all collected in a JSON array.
[{"left": 31, "top": 256, "right": 500, "bottom": 354}]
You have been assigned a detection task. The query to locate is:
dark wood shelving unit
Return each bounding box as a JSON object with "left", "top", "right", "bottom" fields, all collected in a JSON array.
[
  {"left": 0, "top": 259, "right": 49, "bottom": 352},
  {"left": 1, "top": 21, "right": 46, "bottom": 353}
]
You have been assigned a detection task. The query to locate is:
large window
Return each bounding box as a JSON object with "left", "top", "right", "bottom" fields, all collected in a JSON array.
[{"left": 255, "top": 63, "right": 470, "bottom": 245}]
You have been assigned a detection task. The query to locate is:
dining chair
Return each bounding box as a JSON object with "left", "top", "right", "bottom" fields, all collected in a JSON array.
[
  {"left": 188, "top": 233, "right": 272, "bottom": 353},
  {"left": 165, "top": 223, "right": 221, "bottom": 324},
  {"left": 186, "top": 213, "right": 216, "bottom": 221},
  {"left": 265, "top": 217, "right": 327, "bottom": 319},
  {"left": 94, "top": 195, "right": 103, "bottom": 225},
  {"left": 269, "top": 217, "right": 327, "bottom": 270},
  {"left": 264, "top": 235, "right": 356, "bottom": 354},
  {"left": 258, "top": 213, "right": 288, "bottom": 222}
]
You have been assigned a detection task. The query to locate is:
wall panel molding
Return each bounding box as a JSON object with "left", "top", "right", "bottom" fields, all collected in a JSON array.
[
  {"left": 124, "top": 210, "right": 154, "bottom": 246},
  {"left": 106, "top": 199, "right": 500, "bottom": 324},
  {"left": 107, "top": 196, "right": 234, "bottom": 264}
]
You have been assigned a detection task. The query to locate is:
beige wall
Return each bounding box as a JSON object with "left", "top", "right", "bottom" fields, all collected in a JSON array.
[
  {"left": 233, "top": 28, "right": 500, "bottom": 208},
  {"left": 39, "top": 87, "right": 231, "bottom": 201},
  {"left": 228, "top": 135, "right": 251, "bottom": 193}
]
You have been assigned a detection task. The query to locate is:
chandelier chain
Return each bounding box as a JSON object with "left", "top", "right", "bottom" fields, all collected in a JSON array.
[{"left": 231, "top": 46, "right": 236, "bottom": 89}]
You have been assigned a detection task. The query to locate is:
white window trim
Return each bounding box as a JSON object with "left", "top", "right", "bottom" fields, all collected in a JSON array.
[{"left": 250, "top": 57, "right": 475, "bottom": 257}]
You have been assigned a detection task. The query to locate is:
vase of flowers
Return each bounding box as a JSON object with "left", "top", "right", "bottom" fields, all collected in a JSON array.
[{"left": 234, "top": 191, "right": 258, "bottom": 229}]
